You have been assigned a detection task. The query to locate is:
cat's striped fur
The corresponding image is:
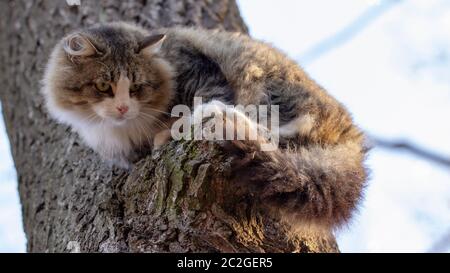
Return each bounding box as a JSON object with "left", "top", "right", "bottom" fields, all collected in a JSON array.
[{"left": 42, "top": 22, "right": 368, "bottom": 228}]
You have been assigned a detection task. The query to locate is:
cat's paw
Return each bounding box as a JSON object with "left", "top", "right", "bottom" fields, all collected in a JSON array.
[
  {"left": 191, "top": 100, "right": 228, "bottom": 141},
  {"left": 191, "top": 100, "right": 261, "bottom": 141}
]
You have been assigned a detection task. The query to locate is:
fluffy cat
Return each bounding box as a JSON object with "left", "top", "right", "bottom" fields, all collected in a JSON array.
[
  {"left": 42, "top": 22, "right": 368, "bottom": 227},
  {"left": 42, "top": 24, "right": 174, "bottom": 167}
]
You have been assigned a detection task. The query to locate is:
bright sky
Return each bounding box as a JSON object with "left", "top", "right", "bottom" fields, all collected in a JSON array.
[
  {"left": 0, "top": 0, "right": 449, "bottom": 252},
  {"left": 0, "top": 105, "right": 25, "bottom": 252}
]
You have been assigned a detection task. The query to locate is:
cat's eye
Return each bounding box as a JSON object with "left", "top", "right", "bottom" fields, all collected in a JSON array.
[
  {"left": 129, "top": 84, "right": 141, "bottom": 95},
  {"left": 95, "top": 81, "right": 111, "bottom": 92}
]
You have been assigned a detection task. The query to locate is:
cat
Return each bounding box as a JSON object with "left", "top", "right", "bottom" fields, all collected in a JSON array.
[{"left": 42, "top": 22, "right": 368, "bottom": 227}]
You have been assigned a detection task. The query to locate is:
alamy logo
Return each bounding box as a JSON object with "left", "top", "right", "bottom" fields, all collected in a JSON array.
[
  {"left": 66, "top": 0, "right": 81, "bottom": 6},
  {"left": 170, "top": 98, "right": 280, "bottom": 151}
]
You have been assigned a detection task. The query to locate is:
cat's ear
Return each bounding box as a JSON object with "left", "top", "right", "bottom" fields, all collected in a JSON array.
[
  {"left": 63, "top": 33, "right": 100, "bottom": 62},
  {"left": 137, "top": 34, "right": 166, "bottom": 55}
]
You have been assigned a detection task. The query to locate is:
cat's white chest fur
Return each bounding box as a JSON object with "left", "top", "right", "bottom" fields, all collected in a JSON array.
[{"left": 77, "top": 124, "right": 133, "bottom": 160}]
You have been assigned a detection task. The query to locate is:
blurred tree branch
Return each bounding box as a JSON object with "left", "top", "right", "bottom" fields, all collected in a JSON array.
[
  {"left": 429, "top": 230, "right": 450, "bottom": 252},
  {"left": 371, "top": 136, "right": 450, "bottom": 168},
  {"left": 298, "top": 0, "right": 403, "bottom": 65}
]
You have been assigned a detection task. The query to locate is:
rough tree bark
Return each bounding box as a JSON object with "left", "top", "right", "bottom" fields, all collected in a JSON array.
[{"left": 0, "top": 0, "right": 339, "bottom": 252}]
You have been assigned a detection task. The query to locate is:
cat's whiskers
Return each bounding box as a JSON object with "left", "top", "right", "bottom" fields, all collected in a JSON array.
[
  {"left": 99, "top": 116, "right": 107, "bottom": 130},
  {"left": 133, "top": 121, "right": 143, "bottom": 148},
  {"left": 141, "top": 106, "right": 172, "bottom": 116},
  {"left": 131, "top": 117, "right": 153, "bottom": 148},
  {"left": 81, "top": 112, "right": 101, "bottom": 125},
  {"left": 130, "top": 118, "right": 144, "bottom": 146},
  {"left": 135, "top": 118, "right": 153, "bottom": 147},
  {"left": 138, "top": 112, "right": 169, "bottom": 130}
]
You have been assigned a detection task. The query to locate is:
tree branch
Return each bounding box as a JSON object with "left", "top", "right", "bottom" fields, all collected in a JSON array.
[
  {"left": 371, "top": 136, "right": 450, "bottom": 168},
  {"left": 298, "top": 0, "right": 403, "bottom": 65}
]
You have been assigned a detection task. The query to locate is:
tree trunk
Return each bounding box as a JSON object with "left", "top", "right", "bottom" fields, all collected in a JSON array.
[{"left": 0, "top": 0, "right": 339, "bottom": 252}]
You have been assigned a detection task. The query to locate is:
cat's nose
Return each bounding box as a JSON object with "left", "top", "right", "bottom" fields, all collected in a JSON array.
[{"left": 116, "top": 105, "right": 129, "bottom": 115}]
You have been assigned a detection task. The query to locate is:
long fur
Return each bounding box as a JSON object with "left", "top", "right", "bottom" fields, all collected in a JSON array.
[
  {"left": 159, "top": 27, "right": 369, "bottom": 227},
  {"left": 42, "top": 22, "right": 369, "bottom": 227}
]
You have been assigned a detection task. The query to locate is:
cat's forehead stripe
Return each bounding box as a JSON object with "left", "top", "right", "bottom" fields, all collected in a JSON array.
[
  {"left": 89, "top": 26, "right": 129, "bottom": 48},
  {"left": 86, "top": 26, "right": 137, "bottom": 66},
  {"left": 111, "top": 72, "right": 130, "bottom": 96}
]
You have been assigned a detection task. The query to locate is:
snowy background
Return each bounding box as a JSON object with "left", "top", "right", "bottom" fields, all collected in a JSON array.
[{"left": 1, "top": 0, "right": 449, "bottom": 252}]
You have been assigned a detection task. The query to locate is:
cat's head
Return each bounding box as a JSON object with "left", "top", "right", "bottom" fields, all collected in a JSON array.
[{"left": 42, "top": 22, "right": 173, "bottom": 128}]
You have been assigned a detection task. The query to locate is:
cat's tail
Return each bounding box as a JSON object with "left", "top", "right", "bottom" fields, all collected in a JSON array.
[
  {"left": 196, "top": 99, "right": 368, "bottom": 228},
  {"left": 227, "top": 138, "right": 369, "bottom": 228}
]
